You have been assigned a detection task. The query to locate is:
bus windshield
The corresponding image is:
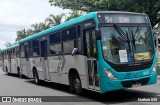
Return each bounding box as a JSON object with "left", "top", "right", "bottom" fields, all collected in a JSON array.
[{"left": 101, "top": 25, "right": 154, "bottom": 64}]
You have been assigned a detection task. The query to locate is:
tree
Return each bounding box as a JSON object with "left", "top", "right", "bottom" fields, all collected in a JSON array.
[
  {"left": 49, "top": 0, "right": 160, "bottom": 27},
  {"left": 45, "top": 13, "right": 65, "bottom": 27},
  {"left": 15, "top": 29, "right": 28, "bottom": 42},
  {"left": 15, "top": 13, "right": 66, "bottom": 42},
  {"left": 31, "top": 23, "right": 40, "bottom": 33},
  {"left": 15, "top": 22, "right": 50, "bottom": 42},
  {"left": 37, "top": 22, "right": 50, "bottom": 31},
  {"left": 31, "top": 22, "right": 49, "bottom": 34},
  {"left": 26, "top": 28, "right": 34, "bottom": 36},
  {"left": 4, "top": 42, "right": 15, "bottom": 47},
  {"left": 65, "top": 12, "right": 82, "bottom": 22}
]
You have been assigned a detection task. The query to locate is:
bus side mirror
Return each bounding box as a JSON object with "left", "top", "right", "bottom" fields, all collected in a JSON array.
[
  {"left": 95, "top": 29, "right": 101, "bottom": 40},
  {"left": 71, "top": 48, "right": 78, "bottom": 56}
]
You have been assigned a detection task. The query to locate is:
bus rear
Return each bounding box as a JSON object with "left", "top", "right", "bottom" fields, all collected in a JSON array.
[{"left": 96, "top": 12, "right": 157, "bottom": 93}]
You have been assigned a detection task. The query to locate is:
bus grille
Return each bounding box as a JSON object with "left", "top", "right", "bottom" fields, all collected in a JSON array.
[{"left": 121, "top": 77, "right": 150, "bottom": 88}]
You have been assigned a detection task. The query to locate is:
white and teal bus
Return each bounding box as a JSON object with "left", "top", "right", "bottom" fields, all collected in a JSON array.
[{"left": 1, "top": 11, "right": 157, "bottom": 94}]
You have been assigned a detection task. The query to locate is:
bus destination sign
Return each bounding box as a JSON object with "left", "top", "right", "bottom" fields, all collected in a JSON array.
[{"left": 98, "top": 13, "right": 149, "bottom": 23}]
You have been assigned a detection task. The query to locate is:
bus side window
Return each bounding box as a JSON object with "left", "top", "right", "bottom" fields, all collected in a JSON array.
[
  {"left": 11, "top": 49, "right": 13, "bottom": 59},
  {"left": 49, "top": 32, "right": 61, "bottom": 55},
  {"left": 29, "top": 41, "right": 33, "bottom": 57},
  {"left": 16, "top": 47, "right": 19, "bottom": 58},
  {"left": 12, "top": 48, "right": 15, "bottom": 59},
  {"left": 62, "top": 27, "right": 76, "bottom": 54},
  {"left": 32, "top": 40, "right": 40, "bottom": 57},
  {"left": 20, "top": 44, "right": 25, "bottom": 58},
  {"left": 24, "top": 46, "right": 29, "bottom": 58}
]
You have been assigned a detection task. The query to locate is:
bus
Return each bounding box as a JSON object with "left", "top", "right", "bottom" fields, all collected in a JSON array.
[
  {"left": 0, "top": 44, "right": 21, "bottom": 77},
  {"left": 1, "top": 11, "right": 157, "bottom": 94}
]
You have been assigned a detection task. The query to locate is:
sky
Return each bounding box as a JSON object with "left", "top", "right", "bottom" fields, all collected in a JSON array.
[{"left": 0, "top": 0, "right": 70, "bottom": 49}]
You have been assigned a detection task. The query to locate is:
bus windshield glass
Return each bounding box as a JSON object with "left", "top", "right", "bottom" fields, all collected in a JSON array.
[{"left": 100, "top": 25, "right": 154, "bottom": 64}]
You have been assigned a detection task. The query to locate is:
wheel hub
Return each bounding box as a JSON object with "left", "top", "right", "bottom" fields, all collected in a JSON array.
[{"left": 74, "top": 79, "right": 80, "bottom": 89}]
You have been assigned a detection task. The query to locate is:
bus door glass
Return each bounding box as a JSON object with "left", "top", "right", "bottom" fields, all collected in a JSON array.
[
  {"left": 40, "top": 40, "right": 50, "bottom": 80},
  {"left": 84, "top": 29, "right": 100, "bottom": 90}
]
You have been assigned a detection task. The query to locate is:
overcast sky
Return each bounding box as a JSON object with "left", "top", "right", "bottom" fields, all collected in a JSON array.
[{"left": 0, "top": 0, "right": 70, "bottom": 49}]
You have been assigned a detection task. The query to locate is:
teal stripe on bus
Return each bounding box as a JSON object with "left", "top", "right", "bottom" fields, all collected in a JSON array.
[{"left": 1, "top": 44, "right": 19, "bottom": 52}]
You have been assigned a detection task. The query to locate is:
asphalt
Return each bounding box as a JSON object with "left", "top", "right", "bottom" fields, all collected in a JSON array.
[{"left": 0, "top": 68, "right": 160, "bottom": 105}]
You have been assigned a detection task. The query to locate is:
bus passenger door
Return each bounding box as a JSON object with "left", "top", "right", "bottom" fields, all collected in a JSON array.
[
  {"left": 40, "top": 40, "right": 50, "bottom": 80},
  {"left": 84, "top": 29, "right": 100, "bottom": 90}
]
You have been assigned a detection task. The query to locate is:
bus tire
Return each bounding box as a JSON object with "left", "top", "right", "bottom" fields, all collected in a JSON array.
[
  {"left": 73, "top": 74, "right": 82, "bottom": 94},
  {"left": 17, "top": 67, "right": 22, "bottom": 78},
  {"left": 6, "top": 67, "right": 10, "bottom": 75},
  {"left": 69, "top": 76, "right": 74, "bottom": 92},
  {"left": 33, "top": 70, "right": 40, "bottom": 85}
]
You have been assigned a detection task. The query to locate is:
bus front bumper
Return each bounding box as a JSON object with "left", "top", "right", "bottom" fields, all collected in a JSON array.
[{"left": 100, "top": 73, "right": 157, "bottom": 94}]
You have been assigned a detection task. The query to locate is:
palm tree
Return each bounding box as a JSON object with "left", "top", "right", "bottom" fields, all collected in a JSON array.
[
  {"left": 45, "top": 13, "right": 65, "bottom": 27},
  {"left": 31, "top": 22, "right": 50, "bottom": 34},
  {"left": 65, "top": 12, "right": 82, "bottom": 22},
  {"left": 31, "top": 23, "right": 40, "bottom": 33},
  {"left": 26, "top": 28, "right": 34, "bottom": 36},
  {"left": 38, "top": 22, "right": 50, "bottom": 31},
  {"left": 15, "top": 14, "right": 65, "bottom": 42},
  {"left": 15, "top": 29, "right": 28, "bottom": 42},
  {"left": 4, "top": 42, "right": 15, "bottom": 47}
]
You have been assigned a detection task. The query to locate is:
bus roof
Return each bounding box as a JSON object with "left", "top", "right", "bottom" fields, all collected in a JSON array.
[
  {"left": 19, "top": 11, "right": 147, "bottom": 43},
  {"left": 19, "top": 12, "right": 97, "bottom": 43},
  {"left": 1, "top": 44, "right": 19, "bottom": 52}
]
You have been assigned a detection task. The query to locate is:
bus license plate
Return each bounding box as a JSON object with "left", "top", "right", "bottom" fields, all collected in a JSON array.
[{"left": 132, "top": 83, "right": 141, "bottom": 88}]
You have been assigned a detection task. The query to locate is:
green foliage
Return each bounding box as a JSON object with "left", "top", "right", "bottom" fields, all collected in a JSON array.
[
  {"left": 65, "top": 13, "right": 82, "bottom": 22},
  {"left": 4, "top": 42, "right": 16, "bottom": 47},
  {"left": 45, "top": 13, "right": 65, "bottom": 26},
  {"left": 31, "top": 22, "right": 50, "bottom": 34},
  {"left": 49, "top": 0, "right": 160, "bottom": 27},
  {"left": 16, "top": 29, "right": 28, "bottom": 42},
  {"left": 15, "top": 14, "right": 65, "bottom": 42}
]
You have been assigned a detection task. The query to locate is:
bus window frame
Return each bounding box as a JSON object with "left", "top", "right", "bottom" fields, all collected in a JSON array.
[
  {"left": 39, "top": 35, "right": 49, "bottom": 58},
  {"left": 16, "top": 47, "right": 20, "bottom": 58},
  {"left": 62, "top": 26, "right": 77, "bottom": 55},
  {"left": 31, "top": 39, "right": 40, "bottom": 57},
  {"left": 49, "top": 31, "right": 62, "bottom": 55}
]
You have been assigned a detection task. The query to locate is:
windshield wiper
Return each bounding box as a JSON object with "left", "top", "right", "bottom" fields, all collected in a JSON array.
[
  {"left": 131, "top": 30, "right": 136, "bottom": 51},
  {"left": 126, "top": 30, "right": 131, "bottom": 52},
  {"left": 113, "top": 24, "right": 132, "bottom": 52},
  {"left": 113, "top": 24, "right": 128, "bottom": 41}
]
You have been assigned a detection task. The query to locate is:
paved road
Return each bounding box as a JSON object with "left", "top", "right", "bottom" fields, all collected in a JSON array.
[{"left": 0, "top": 68, "right": 160, "bottom": 105}]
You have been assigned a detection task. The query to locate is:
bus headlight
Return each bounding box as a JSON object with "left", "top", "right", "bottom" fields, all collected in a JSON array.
[
  {"left": 104, "top": 68, "right": 117, "bottom": 80},
  {"left": 151, "top": 65, "right": 157, "bottom": 74}
]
